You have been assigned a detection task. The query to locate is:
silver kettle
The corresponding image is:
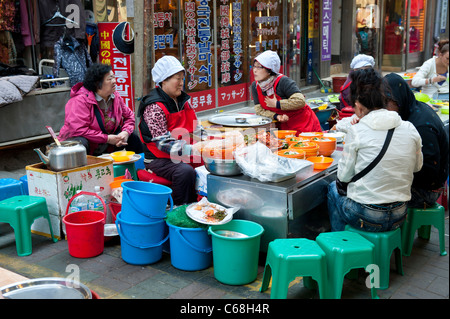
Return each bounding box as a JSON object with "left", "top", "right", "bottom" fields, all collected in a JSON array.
[{"left": 34, "top": 141, "right": 87, "bottom": 171}]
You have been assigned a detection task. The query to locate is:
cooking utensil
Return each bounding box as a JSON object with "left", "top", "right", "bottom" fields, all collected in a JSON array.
[
  {"left": 208, "top": 113, "right": 271, "bottom": 127},
  {"left": 34, "top": 141, "right": 87, "bottom": 171},
  {"left": 46, "top": 126, "right": 61, "bottom": 146}
]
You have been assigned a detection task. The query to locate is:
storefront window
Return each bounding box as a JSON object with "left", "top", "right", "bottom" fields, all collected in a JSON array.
[
  {"left": 249, "top": 0, "right": 284, "bottom": 76},
  {"left": 153, "top": 1, "right": 180, "bottom": 62},
  {"left": 355, "top": 0, "right": 380, "bottom": 59},
  {"left": 383, "top": 0, "right": 406, "bottom": 55},
  {"left": 408, "top": 0, "right": 427, "bottom": 53}
]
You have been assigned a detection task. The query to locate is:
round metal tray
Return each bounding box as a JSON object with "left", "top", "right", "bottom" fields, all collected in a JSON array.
[
  {"left": 0, "top": 277, "right": 92, "bottom": 299},
  {"left": 208, "top": 113, "right": 272, "bottom": 127}
]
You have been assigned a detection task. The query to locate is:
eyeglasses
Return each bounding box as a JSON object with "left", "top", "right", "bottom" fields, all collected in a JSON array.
[{"left": 253, "top": 64, "right": 266, "bottom": 70}]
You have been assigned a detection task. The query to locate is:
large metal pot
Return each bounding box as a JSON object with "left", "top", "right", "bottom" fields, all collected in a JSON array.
[
  {"left": 203, "top": 156, "right": 242, "bottom": 176},
  {"left": 34, "top": 141, "right": 87, "bottom": 171}
]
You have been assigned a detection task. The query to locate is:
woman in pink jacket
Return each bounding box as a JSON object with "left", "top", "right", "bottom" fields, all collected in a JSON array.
[{"left": 59, "top": 63, "right": 143, "bottom": 155}]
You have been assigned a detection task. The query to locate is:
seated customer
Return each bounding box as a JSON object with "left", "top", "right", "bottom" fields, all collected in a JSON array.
[
  {"left": 59, "top": 63, "right": 143, "bottom": 155},
  {"left": 385, "top": 73, "right": 449, "bottom": 208},
  {"left": 327, "top": 68, "right": 423, "bottom": 232}
]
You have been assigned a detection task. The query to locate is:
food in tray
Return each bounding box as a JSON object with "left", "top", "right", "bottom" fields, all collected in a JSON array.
[
  {"left": 192, "top": 201, "right": 227, "bottom": 222},
  {"left": 244, "top": 131, "right": 284, "bottom": 149},
  {"left": 308, "top": 99, "right": 324, "bottom": 104}
]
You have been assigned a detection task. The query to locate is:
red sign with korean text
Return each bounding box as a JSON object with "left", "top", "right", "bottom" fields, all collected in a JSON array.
[
  {"left": 218, "top": 83, "right": 248, "bottom": 107},
  {"left": 98, "top": 22, "right": 135, "bottom": 111}
]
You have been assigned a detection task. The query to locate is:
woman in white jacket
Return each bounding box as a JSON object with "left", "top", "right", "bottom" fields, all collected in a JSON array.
[
  {"left": 327, "top": 68, "right": 423, "bottom": 232},
  {"left": 411, "top": 39, "right": 449, "bottom": 99}
]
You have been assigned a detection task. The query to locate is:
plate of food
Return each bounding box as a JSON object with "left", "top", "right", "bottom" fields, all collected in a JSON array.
[{"left": 186, "top": 198, "right": 239, "bottom": 225}]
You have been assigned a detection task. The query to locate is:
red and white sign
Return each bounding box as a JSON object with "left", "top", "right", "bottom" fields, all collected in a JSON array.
[{"left": 98, "top": 22, "right": 135, "bottom": 111}]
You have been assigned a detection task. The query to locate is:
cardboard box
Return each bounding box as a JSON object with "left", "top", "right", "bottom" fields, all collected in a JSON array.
[{"left": 26, "top": 156, "right": 114, "bottom": 239}]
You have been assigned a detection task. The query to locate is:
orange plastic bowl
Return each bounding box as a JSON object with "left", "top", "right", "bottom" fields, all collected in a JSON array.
[
  {"left": 311, "top": 136, "right": 337, "bottom": 156},
  {"left": 299, "top": 132, "right": 324, "bottom": 139},
  {"left": 273, "top": 130, "right": 297, "bottom": 139},
  {"left": 276, "top": 149, "right": 306, "bottom": 159},
  {"left": 307, "top": 156, "right": 334, "bottom": 170},
  {"left": 285, "top": 136, "right": 310, "bottom": 146},
  {"left": 289, "top": 141, "right": 318, "bottom": 150}
]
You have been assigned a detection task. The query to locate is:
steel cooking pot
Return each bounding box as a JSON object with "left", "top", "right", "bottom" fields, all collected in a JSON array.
[{"left": 34, "top": 141, "right": 87, "bottom": 171}]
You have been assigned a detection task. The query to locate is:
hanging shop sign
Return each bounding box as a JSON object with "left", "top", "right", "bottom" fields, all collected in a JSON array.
[
  {"left": 217, "top": 0, "right": 247, "bottom": 107},
  {"left": 307, "top": 0, "right": 314, "bottom": 84},
  {"left": 98, "top": 22, "right": 135, "bottom": 111},
  {"left": 184, "top": 0, "right": 216, "bottom": 112},
  {"left": 321, "top": 0, "right": 332, "bottom": 61}
]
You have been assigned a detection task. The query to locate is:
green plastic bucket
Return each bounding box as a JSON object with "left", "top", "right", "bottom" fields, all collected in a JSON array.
[{"left": 208, "top": 220, "right": 264, "bottom": 285}]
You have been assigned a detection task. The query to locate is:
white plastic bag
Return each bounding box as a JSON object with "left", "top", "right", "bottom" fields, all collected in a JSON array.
[{"left": 234, "top": 142, "right": 313, "bottom": 182}]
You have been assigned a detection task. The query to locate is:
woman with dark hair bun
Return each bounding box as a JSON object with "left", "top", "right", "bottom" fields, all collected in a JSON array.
[
  {"left": 327, "top": 68, "right": 423, "bottom": 232},
  {"left": 59, "top": 63, "right": 143, "bottom": 155}
]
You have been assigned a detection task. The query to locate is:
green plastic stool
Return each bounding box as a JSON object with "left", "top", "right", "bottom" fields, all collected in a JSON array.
[
  {"left": 316, "top": 231, "right": 378, "bottom": 299},
  {"left": 113, "top": 162, "right": 137, "bottom": 180},
  {"left": 345, "top": 225, "right": 404, "bottom": 290},
  {"left": 0, "top": 195, "right": 57, "bottom": 256},
  {"left": 260, "top": 238, "right": 327, "bottom": 299},
  {"left": 401, "top": 203, "right": 447, "bottom": 256}
]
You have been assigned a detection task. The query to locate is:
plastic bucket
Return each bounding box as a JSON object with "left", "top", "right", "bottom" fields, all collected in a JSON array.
[
  {"left": 121, "top": 181, "right": 173, "bottom": 222},
  {"left": 166, "top": 221, "right": 212, "bottom": 271},
  {"left": 332, "top": 76, "right": 347, "bottom": 93},
  {"left": 63, "top": 210, "right": 105, "bottom": 258},
  {"left": 115, "top": 212, "right": 168, "bottom": 265},
  {"left": 208, "top": 220, "right": 264, "bottom": 285}
]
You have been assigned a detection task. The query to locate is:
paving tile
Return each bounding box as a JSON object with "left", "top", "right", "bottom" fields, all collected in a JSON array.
[{"left": 427, "top": 276, "right": 450, "bottom": 298}]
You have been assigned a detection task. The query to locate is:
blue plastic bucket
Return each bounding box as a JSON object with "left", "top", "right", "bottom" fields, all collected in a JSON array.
[
  {"left": 115, "top": 212, "right": 168, "bottom": 265},
  {"left": 121, "top": 181, "right": 173, "bottom": 222},
  {"left": 208, "top": 220, "right": 264, "bottom": 285},
  {"left": 166, "top": 221, "right": 212, "bottom": 271}
]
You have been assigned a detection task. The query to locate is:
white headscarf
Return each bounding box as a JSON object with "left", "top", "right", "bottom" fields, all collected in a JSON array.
[
  {"left": 350, "top": 54, "right": 375, "bottom": 70},
  {"left": 255, "top": 50, "right": 281, "bottom": 74},
  {"left": 152, "top": 56, "right": 185, "bottom": 85}
]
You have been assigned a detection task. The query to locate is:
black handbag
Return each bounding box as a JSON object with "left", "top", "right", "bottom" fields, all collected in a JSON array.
[{"left": 336, "top": 128, "right": 395, "bottom": 196}]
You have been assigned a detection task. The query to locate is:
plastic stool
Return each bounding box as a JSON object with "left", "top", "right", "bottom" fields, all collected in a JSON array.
[
  {"left": 135, "top": 153, "right": 145, "bottom": 170},
  {"left": 316, "top": 231, "right": 378, "bottom": 299},
  {"left": 113, "top": 162, "right": 137, "bottom": 180},
  {"left": 260, "top": 238, "right": 327, "bottom": 299},
  {"left": 401, "top": 203, "right": 447, "bottom": 256},
  {"left": 19, "top": 175, "right": 29, "bottom": 195},
  {"left": 345, "top": 225, "right": 404, "bottom": 290},
  {"left": 0, "top": 178, "right": 24, "bottom": 202},
  {"left": 0, "top": 195, "right": 57, "bottom": 256}
]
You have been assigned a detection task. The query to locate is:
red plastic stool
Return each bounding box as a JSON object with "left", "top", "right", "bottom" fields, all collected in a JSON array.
[{"left": 137, "top": 169, "right": 172, "bottom": 187}]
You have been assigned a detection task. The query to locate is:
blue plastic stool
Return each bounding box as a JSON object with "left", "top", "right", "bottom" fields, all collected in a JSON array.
[
  {"left": 401, "top": 203, "right": 447, "bottom": 256},
  {"left": 260, "top": 238, "right": 327, "bottom": 299},
  {"left": 19, "top": 175, "right": 29, "bottom": 195},
  {"left": 316, "top": 231, "right": 378, "bottom": 299},
  {"left": 135, "top": 153, "right": 145, "bottom": 170},
  {"left": 0, "top": 178, "right": 24, "bottom": 202},
  {"left": 345, "top": 225, "right": 404, "bottom": 290}
]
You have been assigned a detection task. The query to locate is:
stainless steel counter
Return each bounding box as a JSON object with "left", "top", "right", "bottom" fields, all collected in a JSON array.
[{"left": 207, "top": 150, "right": 342, "bottom": 251}]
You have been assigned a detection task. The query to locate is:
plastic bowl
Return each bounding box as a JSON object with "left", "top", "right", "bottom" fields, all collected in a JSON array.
[
  {"left": 289, "top": 142, "right": 319, "bottom": 158},
  {"left": 307, "top": 156, "right": 334, "bottom": 170},
  {"left": 111, "top": 151, "right": 135, "bottom": 162},
  {"left": 276, "top": 149, "right": 306, "bottom": 159},
  {"left": 273, "top": 130, "right": 297, "bottom": 139},
  {"left": 414, "top": 92, "right": 431, "bottom": 103},
  {"left": 311, "top": 136, "right": 337, "bottom": 156}
]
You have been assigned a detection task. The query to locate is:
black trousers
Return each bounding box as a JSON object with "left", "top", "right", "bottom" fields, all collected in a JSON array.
[
  {"left": 145, "top": 158, "right": 197, "bottom": 206},
  {"left": 69, "top": 131, "right": 144, "bottom": 156}
]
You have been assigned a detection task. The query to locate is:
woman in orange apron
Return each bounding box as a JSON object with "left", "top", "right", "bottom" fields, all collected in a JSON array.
[{"left": 250, "top": 50, "right": 321, "bottom": 135}]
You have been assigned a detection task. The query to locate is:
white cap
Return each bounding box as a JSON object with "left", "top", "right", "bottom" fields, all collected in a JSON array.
[
  {"left": 151, "top": 56, "right": 186, "bottom": 85},
  {"left": 350, "top": 54, "right": 375, "bottom": 70},
  {"left": 255, "top": 50, "right": 281, "bottom": 74}
]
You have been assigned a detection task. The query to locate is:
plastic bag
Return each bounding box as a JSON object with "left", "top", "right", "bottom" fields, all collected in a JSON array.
[{"left": 234, "top": 142, "right": 314, "bottom": 182}]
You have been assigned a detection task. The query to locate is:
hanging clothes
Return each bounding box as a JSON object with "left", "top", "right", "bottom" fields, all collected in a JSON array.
[
  {"left": 53, "top": 34, "right": 92, "bottom": 86},
  {"left": 0, "top": 0, "right": 16, "bottom": 32},
  {"left": 20, "top": 0, "right": 40, "bottom": 46},
  {"left": 39, "top": 0, "right": 86, "bottom": 48}
]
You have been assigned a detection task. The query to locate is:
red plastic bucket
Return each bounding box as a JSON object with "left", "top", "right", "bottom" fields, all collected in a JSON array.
[
  {"left": 63, "top": 210, "right": 105, "bottom": 258},
  {"left": 332, "top": 76, "right": 347, "bottom": 93}
]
